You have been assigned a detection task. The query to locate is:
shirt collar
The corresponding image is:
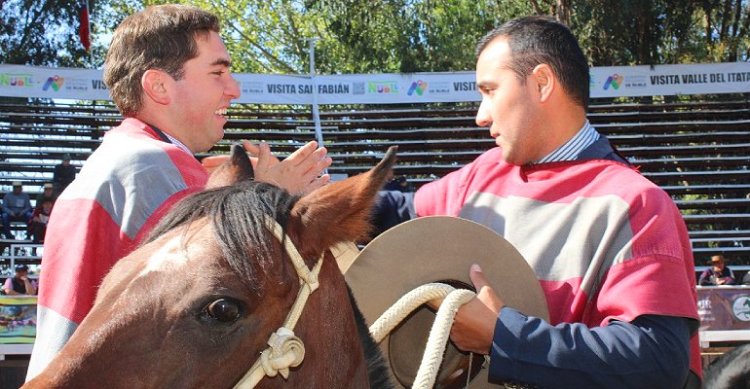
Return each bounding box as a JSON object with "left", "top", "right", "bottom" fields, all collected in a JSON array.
[
  {"left": 536, "top": 120, "right": 600, "bottom": 164},
  {"left": 146, "top": 122, "right": 194, "bottom": 156},
  {"left": 163, "top": 132, "right": 194, "bottom": 156}
]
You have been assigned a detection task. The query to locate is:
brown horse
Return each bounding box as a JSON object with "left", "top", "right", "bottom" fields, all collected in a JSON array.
[{"left": 24, "top": 145, "right": 396, "bottom": 388}]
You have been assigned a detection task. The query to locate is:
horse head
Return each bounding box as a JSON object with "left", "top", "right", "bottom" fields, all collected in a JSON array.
[{"left": 25, "top": 145, "right": 397, "bottom": 388}]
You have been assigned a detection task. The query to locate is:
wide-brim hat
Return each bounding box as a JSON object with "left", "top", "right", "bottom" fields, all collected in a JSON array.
[{"left": 343, "top": 216, "right": 549, "bottom": 388}]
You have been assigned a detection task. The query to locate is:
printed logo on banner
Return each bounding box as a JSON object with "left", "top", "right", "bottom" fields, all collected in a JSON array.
[
  {"left": 242, "top": 82, "right": 264, "bottom": 94},
  {"left": 429, "top": 82, "right": 450, "bottom": 94},
  {"left": 0, "top": 73, "right": 34, "bottom": 88},
  {"left": 407, "top": 80, "right": 428, "bottom": 96},
  {"left": 352, "top": 82, "right": 365, "bottom": 95},
  {"left": 603, "top": 74, "right": 624, "bottom": 90},
  {"left": 732, "top": 296, "right": 750, "bottom": 321},
  {"left": 624, "top": 75, "right": 647, "bottom": 88},
  {"left": 367, "top": 81, "right": 398, "bottom": 94},
  {"left": 63, "top": 78, "right": 88, "bottom": 92},
  {"left": 43, "top": 75, "right": 65, "bottom": 92}
]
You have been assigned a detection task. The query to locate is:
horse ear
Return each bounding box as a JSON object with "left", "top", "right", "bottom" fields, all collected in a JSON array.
[
  {"left": 205, "top": 144, "right": 255, "bottom": 188},
  {"left": 289, "top": 146, "right": 398, "bottom": 255}
]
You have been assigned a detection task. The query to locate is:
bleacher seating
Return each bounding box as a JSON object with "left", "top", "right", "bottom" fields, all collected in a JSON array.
[{"left": 1, "top": 96, "right": 749, "bottom": 266}]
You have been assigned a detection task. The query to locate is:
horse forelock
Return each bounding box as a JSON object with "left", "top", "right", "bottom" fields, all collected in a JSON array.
[{"left": 144, "top": 180, "right": 299, "bottom": 292}]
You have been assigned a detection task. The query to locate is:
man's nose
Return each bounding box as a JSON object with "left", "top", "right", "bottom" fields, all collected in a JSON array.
[
  {"left": 475, "top": 100, "right": 492, "bottom": 128},
  {"left": 226, "top": 76, "right": 241, "bottom": 99}
]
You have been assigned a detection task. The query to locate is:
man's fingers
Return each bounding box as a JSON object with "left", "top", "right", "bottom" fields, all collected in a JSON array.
[
  {"left": 313, "top": 152, "right": 333, "bottom": 172},
  {"left": 299, "top": 174, "right": 331, "bottom": 195},
  {"left": 254, "top": 142, "right": 276, "bottom": 171},
  {"left": 469, "top": 264, "right": 489, "bottom": 292},
  {"left": 241, "top": 140, "right": 261, "bottom": 156},
  {"left": 285, "top": 141, "right": 319, "bottom": 165},
  {"left": 427, "top": 297, "right": 444, "bottom": 310}
]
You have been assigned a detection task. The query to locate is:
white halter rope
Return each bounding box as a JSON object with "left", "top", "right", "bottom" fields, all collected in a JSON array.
[
  {"left": 369, "top": 283, "right": 479, "bottom": 389},
  {"left": 233, "top": 218, "right": 324, "bottom": 389}
]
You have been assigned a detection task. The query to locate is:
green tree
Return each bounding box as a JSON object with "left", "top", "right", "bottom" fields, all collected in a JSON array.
[
  {"left": 133, "top": 0, "right": 532, "bottom": 74},
  {"left": 567, "top": 0, "right": 748, "bottom": 65},
  {"left": 0, "top": 0, "right": 105, "bottom": 66},
  {"left": 312, "top": 0, "right": 532, "bottom": 73},
  {"left": 3, "top": 0, "right": 746, "bottom": 73},
  {"left": 694, "top": 0, "right": 750, "bottom": 61}
]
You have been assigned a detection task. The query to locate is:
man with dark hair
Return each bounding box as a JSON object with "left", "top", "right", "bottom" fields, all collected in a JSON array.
[
  {"left": 2, "top": 265, "right": 36, "bottom": 295},
  {"left": 28, "top": 4, "right": 332, "bottom": 379},
  {"left": 35, "top": 183, "right": 56, "bottom": 209},
  {"left": 379, "top": 16, "right": 700, "bottom": 388},
  {"left": 52, "top": 154, "right": 76, "bottom": 196},
  {"left": 698, "top": 254, "right": 735, "bottom": 285}
]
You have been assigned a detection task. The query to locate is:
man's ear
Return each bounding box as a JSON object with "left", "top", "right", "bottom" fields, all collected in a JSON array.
[
  {"left": 531, "top": 64, "right": 555, "bottom": 103},
  {"left": 141, "top": 69, "right": 171, "bottom": 106}
]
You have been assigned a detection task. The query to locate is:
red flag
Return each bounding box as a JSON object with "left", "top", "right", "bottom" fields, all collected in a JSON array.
[{"left": 79, "top": 1, "right": 91, "bottom": 51}]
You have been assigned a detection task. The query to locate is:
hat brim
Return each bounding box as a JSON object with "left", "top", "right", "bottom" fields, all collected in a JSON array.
[{"left": 344, "top": 216, "right": 548, "bottom": 388}]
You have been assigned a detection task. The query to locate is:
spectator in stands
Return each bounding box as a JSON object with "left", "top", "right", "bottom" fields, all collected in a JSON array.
[
  {"left": 27, "top": 4, "right": 331, "bottom": 380},
  {"left": 29, "top": 198, "right": 53, "bottom": 245},
  {"left": 1, "top": 182, "right": 32, "bottom": 240},
  {"left": 2, "top": 265, "right": 37, "bottom": 295},
  {"left": 52, "top": 154, "right": 76, "bottom": 196},
  {"left": 698, "top": 254, "right": 736, "bottom": 286},
  {"left": 35, "top": 183, "right": 56, "bottom": 210},
  {"left": 375, "top": 16, "right": 700, "bottom": 387}
]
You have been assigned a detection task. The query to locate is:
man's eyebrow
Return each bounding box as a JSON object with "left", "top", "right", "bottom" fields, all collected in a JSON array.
[
  {"left": 211, "top": 59, "right": 232, "bottom": 68},
  {"left": 476, "top": 81, "right": 496, "bottom": 89}
]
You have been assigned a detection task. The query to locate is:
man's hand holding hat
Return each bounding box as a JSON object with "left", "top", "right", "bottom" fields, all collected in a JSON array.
[{"left": 449, "top": 264, "right": 506, "bottom": 355}]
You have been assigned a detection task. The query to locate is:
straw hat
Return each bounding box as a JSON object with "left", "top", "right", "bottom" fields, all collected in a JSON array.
[{"left": 344, "top": 216, "right": 548, "bottom": 388}]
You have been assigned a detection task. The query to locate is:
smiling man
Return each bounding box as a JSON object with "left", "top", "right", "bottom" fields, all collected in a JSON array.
[{"left": 27, "top": 4, "right": 331, "bottom": 379}]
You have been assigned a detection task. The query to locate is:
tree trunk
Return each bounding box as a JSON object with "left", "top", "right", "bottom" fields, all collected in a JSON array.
[{"left": 556, "top": 0, "right": 571, "bottom": 25}]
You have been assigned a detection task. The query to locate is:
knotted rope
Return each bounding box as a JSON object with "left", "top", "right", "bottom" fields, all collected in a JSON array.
[{"left": 370, "top": 283, "right": 477, "bottom": 389}]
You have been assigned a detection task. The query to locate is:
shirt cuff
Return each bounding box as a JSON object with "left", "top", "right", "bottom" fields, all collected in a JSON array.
[{"left": 489, "top": 306, "right": 528, "bottom": 382}]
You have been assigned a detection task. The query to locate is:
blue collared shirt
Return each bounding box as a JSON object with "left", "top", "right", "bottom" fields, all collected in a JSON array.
[{"left": 536, "top": 120, "right": 600, "bottom": 164}]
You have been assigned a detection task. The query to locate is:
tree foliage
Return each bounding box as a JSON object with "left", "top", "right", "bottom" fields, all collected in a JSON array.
[
  {"left": 569, "top": 0, "right": 750, "bottom": 66},
  {"left": 1, "top": 0, "right": 748, "bottom": 71},
  {"left": 0, "top": 0, "right": 105, "bottom": 66}
]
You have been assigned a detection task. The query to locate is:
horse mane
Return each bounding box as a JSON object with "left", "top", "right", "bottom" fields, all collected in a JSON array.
[
  {"left": 704, "top": 343, "right": 750, "bottom": 389},
  {"left": 348, "top": 286, "right": 395, "bottom": 389},
  {"left": 143, "top": 180, "right": 298, "bottom": 292}
]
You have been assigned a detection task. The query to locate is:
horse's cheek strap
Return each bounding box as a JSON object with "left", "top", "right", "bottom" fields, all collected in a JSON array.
[{"left": 233, "top": 219, "right": 324, "bottom": 389}]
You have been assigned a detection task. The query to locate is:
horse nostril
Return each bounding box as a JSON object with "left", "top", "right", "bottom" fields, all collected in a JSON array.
[{"left": 206, "top": 298, "right": 241, "bottom": 323}]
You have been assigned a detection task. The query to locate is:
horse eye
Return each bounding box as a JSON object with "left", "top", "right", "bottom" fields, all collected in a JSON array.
[{"left": 205, "top": 298, "right": 241, "bottom": 323}]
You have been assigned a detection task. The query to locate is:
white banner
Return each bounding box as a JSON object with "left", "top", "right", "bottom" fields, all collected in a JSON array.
[
  {"left": 1, "top": 62, "right": 749, "bottom": 104},
  {"left": 0, "top": 64, "right": 107, "bottom": 100},
  {"left": 590, "top": 62, "right": 750, "bottom": 97},
  {"left": 235, "top": 72, "right": 478, "bottom": 104}
]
